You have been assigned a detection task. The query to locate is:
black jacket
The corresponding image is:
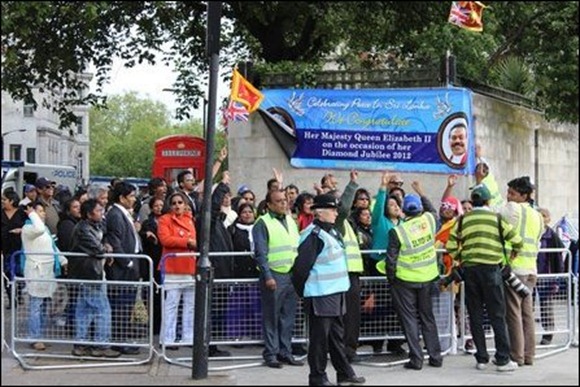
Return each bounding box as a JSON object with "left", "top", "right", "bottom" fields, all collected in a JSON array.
[{"left": 69, "top": 219, "right": 108, "bottom": 280}]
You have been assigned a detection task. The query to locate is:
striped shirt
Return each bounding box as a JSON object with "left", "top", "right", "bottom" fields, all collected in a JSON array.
[{"left": 446, "top": 207, "right": 523, "bottom": 266}]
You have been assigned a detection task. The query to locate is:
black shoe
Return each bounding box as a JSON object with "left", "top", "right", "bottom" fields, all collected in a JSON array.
[
  {"left": 264, "top": 359, "right": 283, "bottom": 369},
  {"left": 403, "top": 361, "right": 423, "bottom": 370},
  {"left": 277, "top": 355, "right": 304, "bottom": 366},
  {"left": 292, "top": 343, "right": 308, "bottom": 356},
  {"left": 428, "top": 358, "right": 443, "bottom": 367},
  {"left": 337, "top": 375, "right": 366, "bottom": 385}
]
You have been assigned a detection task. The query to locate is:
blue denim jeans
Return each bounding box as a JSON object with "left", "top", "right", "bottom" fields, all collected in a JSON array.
[
  {"left": 75, "top": 283, "right": 112, "bottom": 344},
  {"left": 28, "top": 296, "right": 49, "bottom": 339}
]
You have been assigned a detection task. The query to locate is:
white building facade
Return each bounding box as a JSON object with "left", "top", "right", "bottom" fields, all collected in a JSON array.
[{"left": 1, "top": 74, "right": 91, "bottom": 186}]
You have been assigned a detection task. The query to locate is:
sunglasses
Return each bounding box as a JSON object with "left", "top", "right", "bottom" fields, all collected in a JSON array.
[
  {"left": 389, "top": 181, "right": 404, "bottom": 187},
  {"left": 171, "top": 200, "right": 184, "bottom": 205}
]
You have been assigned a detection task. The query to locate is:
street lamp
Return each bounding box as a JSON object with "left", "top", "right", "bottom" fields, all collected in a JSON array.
[
  {"left": 162, "top": 88, "right": 209, "bottom": 138},
  {"left": 1, "top": 128, "right": 26, "bottom": 160}
]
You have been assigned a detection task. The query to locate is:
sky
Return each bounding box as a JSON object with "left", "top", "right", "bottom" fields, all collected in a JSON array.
[{"left": 92, "top": 59, "right": 229, "bottom": 122}]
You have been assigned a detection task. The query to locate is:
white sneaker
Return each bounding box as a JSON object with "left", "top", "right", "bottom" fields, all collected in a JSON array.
[
  {"left": 496, "top": 360, "right": 518, "bottom": 372},
  {"left": 476, "top": 363, "right": 487, "bottom": 370}
]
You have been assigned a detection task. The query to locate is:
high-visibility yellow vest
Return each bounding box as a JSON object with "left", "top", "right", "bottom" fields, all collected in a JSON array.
[
  {"left": 482, "top": 173, "right": 505, "bottom": 210},
  {"left": 392, "top": 212, "right": 439, "bottom": 282},
  {"left": 260, "top": 213, "right": 300, "bottom": 274},
  {"left": 508, "top": 203, "right": 543, "bottom": 271},
  {"left": 343, "top": 221, "right": 364, "bottom": 273}
]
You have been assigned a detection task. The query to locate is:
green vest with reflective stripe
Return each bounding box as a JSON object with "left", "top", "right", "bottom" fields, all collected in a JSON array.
[
  {"left": 260, "top": 213, "right": 299, "bottom": 273},
  {"left": 393, "top": 212, "right": 439, "bottom": 282},
  {"left": 483, "top": 173, "right": 505, "bottom": 210},
  {"left": 343, "top": 221, "right": 364, "bottom": 273},
  {"left": 509, "top": 203, "right": 543, "bottom": 271}
]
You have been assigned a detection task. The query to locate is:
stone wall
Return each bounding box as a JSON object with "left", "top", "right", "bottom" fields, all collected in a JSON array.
[{"left": 228, "top": 91, "right": 578, "bottom": 221}]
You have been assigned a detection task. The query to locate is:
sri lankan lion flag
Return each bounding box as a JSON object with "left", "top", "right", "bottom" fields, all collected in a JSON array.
[
  {"left": 230, "top": 68, "right": 264, "bottom": 113},
  {"left": 448, "top": 1, "right": 487, "bottom": 32}
]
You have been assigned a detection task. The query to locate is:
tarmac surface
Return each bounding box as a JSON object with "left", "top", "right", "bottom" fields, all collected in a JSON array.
[{"left": 2, "top": 342, "right": 578, "bottom": 386}]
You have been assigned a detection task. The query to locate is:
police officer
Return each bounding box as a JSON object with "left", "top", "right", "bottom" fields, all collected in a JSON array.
[
  {"left": 382, "top": 194, "right": 443, "bottom": 370},
  {"left": 292, "top": 193, "right": 366, "bottom": 386},
  {"left": 501, "top": 176, "right": 544, "bottom": 367}
]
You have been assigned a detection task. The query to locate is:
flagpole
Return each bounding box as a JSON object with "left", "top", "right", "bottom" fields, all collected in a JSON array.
[{"left": 193, "top": 0, "right": 221, "bottom": 380}]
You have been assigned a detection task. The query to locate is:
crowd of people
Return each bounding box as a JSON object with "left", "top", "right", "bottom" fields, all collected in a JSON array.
[{"left": 1, "top": 145, "right": 578, "bottom": 385}]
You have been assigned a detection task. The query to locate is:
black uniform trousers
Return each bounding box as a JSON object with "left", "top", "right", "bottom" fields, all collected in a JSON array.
[
  {"left": 343, "top": 273, "right": 361, "bottom": 359},
  {"left": 391, "top": 281, "right": 442, "bottom": 365},
  {"left": 307, "top": 310, "right": 355, "bottom": 385}
]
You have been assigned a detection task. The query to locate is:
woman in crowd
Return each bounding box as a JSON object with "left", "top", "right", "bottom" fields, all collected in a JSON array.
[
  {"left": 227, "top": 202, "right": 262, "bottom": 339},
  {"left": 1, "top": 189, "right": 27, "bottom": 308},
  {"left": 295, "top": 192, "right": 315, "bottom": 231},
  {"left": 21, "top": 201, "right": 68, "bottom": 351},
  {"left": 157, "top": 191, "right": 197, "bottom": 350},
  {"left": 139, "top": 196, "right": 166, "bottom": 335}
]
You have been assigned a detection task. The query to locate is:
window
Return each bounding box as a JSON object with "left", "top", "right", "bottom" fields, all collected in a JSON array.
[
  {"left": 10, "top": 145, "right": 22, "bottom": 161},
  {"left": 76, "top": 116, "right": 83, "bottom": 135},
  {"left": 23, "top": 105, "right": 34, "bottom": 117},
  {"left": 26, "top": 148, "right": 36, "bottom": 163}
]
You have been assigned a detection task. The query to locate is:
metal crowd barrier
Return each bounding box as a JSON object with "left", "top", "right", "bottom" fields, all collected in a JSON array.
[
  {"left": 3, "top": 247, "right": 577, "bottom": 371},
  {"left": 456, "top": 247, "right": 576, "bottom": 361},
  {"left": 7, "top": 251, "right": 154, "bottom": 370}
]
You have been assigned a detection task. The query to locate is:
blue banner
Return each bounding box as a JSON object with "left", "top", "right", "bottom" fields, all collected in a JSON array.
[{"left": 260, "top": 88, "right": 475, "bottom": 174}]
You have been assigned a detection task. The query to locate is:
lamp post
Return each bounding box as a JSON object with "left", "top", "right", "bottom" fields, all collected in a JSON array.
[
  {"left": 1, "top": 128, "right": 26, "bottom": 160},
  {"left": 162, "top": 88, "right": 209, "bottom": 138}
]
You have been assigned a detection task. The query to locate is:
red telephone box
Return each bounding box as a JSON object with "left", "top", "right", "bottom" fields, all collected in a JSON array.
[{"left": 152, "top": 135, "right": 206, "bottom": 184}]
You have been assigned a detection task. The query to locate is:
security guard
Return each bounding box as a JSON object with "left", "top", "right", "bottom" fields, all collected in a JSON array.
[
  {"left": 252, "top": 189, "right": 303, "bottom": 368},
  {"left": 381, "top": 194, "right": 443, "bottom": 370},
  {"left": 292, "top": 193, "right": 366, "bottom": 386},
  {"left": 501, "top": 176, "right": 544, "bottom": 367}
]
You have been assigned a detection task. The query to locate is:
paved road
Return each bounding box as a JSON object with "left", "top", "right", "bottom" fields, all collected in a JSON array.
[{"left": 2, "top": 343, "right": 578, "bottom": 385}]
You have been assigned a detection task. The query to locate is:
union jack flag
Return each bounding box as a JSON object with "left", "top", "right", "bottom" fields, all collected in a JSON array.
[
  {"left": 223, "top": 99, "right": 249, "bottom": 125},
  {"left": 448, "top": 1, "right": 486, "bottom": 32}
]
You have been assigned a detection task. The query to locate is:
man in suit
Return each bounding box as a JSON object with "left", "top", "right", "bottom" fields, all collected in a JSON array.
[
  {"left": 448, "top": 125, "right": 468, "bottom": 166},
  {"left": 105, "top": 181, "right": 142, "bottom": 355}
]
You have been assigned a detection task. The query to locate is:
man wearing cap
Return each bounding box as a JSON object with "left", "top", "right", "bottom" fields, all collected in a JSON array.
[
  {"left": 19, "top": 184, "right": 38, "bottom": 207},
  {"left": 292, "top": 193, "right": 366, "bottom": 386},
  {"left": 500, "top": 176, "right": 544, "bottom": 367},
  {"left": 252, "top": 188, "right": 302, "bottom": 368},
  {"left": 35, "top": 177, "right": 60, "bottom": 235},
  {"left": 446, "top": 184, "right": 523, "bottom": 372},
  {"left": 382, "top": 193, "right": 443, "bottom": 370}
]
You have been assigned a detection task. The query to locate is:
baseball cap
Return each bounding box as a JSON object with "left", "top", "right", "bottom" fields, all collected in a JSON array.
[
  {"left": 24, "top": 184, "right": 36, "bottom": 193},
  {"left": 470, "top": 184, "right": 492, "bottom": 202},
  {"left": 402, "top": 194, "right": 423, "bottom": 215},
  {"left": 237, "top": 184, "right": 252, "bottom": 196},
  {"left": 35, "top": 177, "right": 55, "bottom": 189},
  {"left": 311, "top": 193, "right": 339, "bottom": 210}
]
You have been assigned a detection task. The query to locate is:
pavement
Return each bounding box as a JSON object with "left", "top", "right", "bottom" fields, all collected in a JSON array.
[{"left": 2, "top": 342, "right": 578, "bottom": 386}]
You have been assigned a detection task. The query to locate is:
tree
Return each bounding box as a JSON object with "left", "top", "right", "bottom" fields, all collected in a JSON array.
[
  {"left": 2, "top": 1, "right": 578, "bottom": 124},
  {"left": 89, "top": 92, "right": 204, "bottom": 178}
]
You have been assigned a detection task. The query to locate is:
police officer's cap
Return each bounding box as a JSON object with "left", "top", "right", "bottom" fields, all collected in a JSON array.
[{"left": 311, "top": 193, "right": 339, "bottom": 210}]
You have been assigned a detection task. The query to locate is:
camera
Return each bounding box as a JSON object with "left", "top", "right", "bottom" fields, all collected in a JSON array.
[
  {"left": 440, "top": 266, "right": 464, "bottom": 287},
  {"left": 501, "top": 265, "right": 531, "bottom": 298}
]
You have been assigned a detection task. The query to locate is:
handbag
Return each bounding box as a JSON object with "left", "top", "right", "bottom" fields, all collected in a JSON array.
[{"left": 131, "top": 290, "right": 149, "bottom": 324}]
